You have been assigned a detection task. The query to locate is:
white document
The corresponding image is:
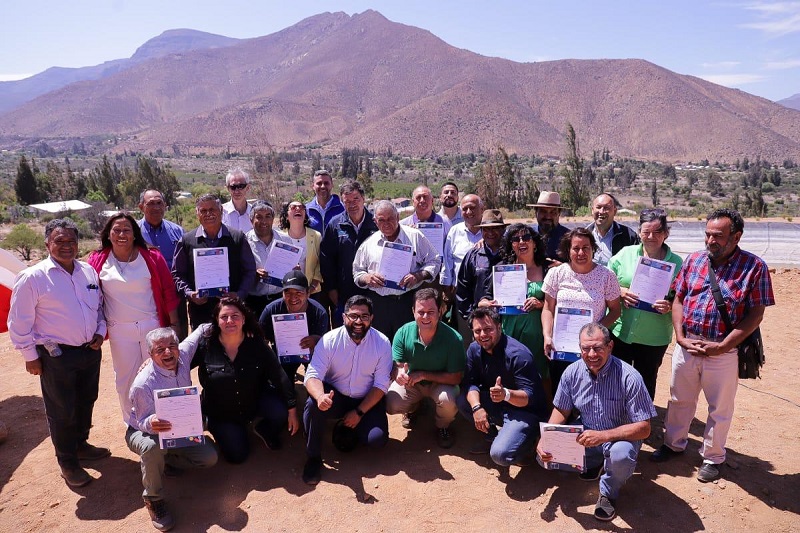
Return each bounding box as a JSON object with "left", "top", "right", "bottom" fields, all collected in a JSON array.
[
  {"left": 378, "top": 241, "right": 414, "bottom": 290},
  {"left": 153, "top": 386, "right": 205, "bottom": 449},
  {"left": 493, "top": 264, "right": 527, "bottom": 308},
  {"left": 265, "top": 241, "right": 302, "bottom": 286},
  {"left": 539, "top": 423, "right": 585, "bottom": 469},
  {"left": 417, "top": 222, "right": 444, "bottom": 255},
  {"left": 552, "top": 306, "right": 593, "bottom": 361},
  {"left": 628, "top": 256, "right": 676, "bottom": 313},
  {"left": 272, "top": 312, "right": 311, "bottom": 364},
  {"left": 193, "top": 247, "right": 230, "bottom": 294}
]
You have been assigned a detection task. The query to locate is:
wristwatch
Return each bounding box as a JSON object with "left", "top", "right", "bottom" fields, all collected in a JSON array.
[{"left": 355, "top": 407, "right": 365, "bottom": 417}]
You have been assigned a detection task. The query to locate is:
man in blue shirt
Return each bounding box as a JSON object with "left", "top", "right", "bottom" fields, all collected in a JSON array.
[
  {"left": 306, "top": 169, "right": 344, "bottom": 234},
  {"left": 537, "top": 322, "right": 656, "bottom": 522}
]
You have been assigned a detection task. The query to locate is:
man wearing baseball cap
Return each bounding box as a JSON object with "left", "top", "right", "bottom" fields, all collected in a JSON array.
[{"left": 528, "top": 191, "right": 570, "bottom": 264}]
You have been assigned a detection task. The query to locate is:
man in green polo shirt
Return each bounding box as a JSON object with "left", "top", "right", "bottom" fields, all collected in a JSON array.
[{"left": 387, "top": 288, "right": 466, "bottom": 448}]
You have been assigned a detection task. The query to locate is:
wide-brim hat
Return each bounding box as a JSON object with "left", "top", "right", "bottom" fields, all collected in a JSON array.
[
  {"left": 476, "top": 209, "right": 508, "bottom": 228},
  {"left": 527, "top": 191, "right": 564, "bottom": 209}
]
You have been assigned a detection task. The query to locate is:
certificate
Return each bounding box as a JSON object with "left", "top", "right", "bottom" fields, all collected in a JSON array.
[
  {"left": 153, "top": 386, "right": 205, "bottom": 449},
  {"left": 378, "top": 241, "right": 414, "bottom": 290},
  {"left": 628, "top": 256, "right": 676, "bottom": 313},
  {"left": 537, "top": 423, "right": 585, "bottom": 473},
  {"left": 417, "top": 222, "right": 444, "bottom": 255},
  {"left": 552, "top": 306, "right": 593, "bottom": 362},
  {"left": 272, "top": 312, "right": 311, "bottom": 364},
  {"left": 193, "top": 247, "right": 229, "bottom": 298},
  {"left": 493, "top": 264, "right": 527, "bottom": 315},
  {"left": 265, "top": 241, "right": 302, "bottom": 286}
]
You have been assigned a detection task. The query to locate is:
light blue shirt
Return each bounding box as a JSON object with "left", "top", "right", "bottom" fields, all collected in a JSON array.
[{"left": 441, "top": 222, "right": 482, "bottom": 286}]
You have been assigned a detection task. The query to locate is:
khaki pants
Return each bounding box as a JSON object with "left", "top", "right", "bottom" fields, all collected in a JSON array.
[{"left": 386, "top": 381, "right": 459, "bottom": 429}]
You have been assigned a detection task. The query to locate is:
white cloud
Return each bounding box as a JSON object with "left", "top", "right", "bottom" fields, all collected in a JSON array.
[
  {"left": 741, "top": 2, "right": 800, "bottom": 36},
  {"left": 0, "top": 73, "right": 34, "bottom": 81},
  {"left": 765, "top": 58, "right": 800, "bottom": 69},
  {"left": 701, "top": 61, "right": 741, "bottom": 69},
  {"left": 698, "top": 73, "right": 767, "bottom": 86}
]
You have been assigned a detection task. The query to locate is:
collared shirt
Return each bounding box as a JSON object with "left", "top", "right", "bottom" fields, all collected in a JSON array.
[
  {"left": 259, "top": 297, "right": 330, "bottom": 346},
  {"left": 128, "top": 324, "right": 207, "bottom": 431},
  {"left": 245, "top": 229, "right": 292, "bottom": 296},
  {"left": 437, "top": 206, "right": 463, "bottom": 226},
  {"left": 221, "top": 200, "right": 253, "bottom": 233},
  {"left": 352, "top": 226, "right": 441, "bottom": 296},
  {"left": 9, "top": 257, "right": 107, "bottom": 362},
  {"left": 139, "top": 218, "right": 184, "bottom": 269},
  {"left": 554, "top": 356, "right": 656, "bottom": 436},
  {"left": 455, "top": 244, "right": 503, "bottom": 319},
  {"left": 392, "top": 321, "right": 465, "bottom": 375},
  {"left": 441, "top": 222, "right": 482, "bottom": 286},
  {"left": 320, "top": 209, "right": 378, "bottom": 298},
  {"left": 304, "top": 326, "right": 393, "bottom": 398},
  {"left": 306, "top": 194, "right": 344, "bottom": 234},
  {"left": 400, "top": 211, "right": 452, "bottom": 252},
  {"left": 673, "top": 247, "right": 774, "bottom": 341},
  {"left": 586, "top": 221, "right": 640, "bottom": 266},
  {"left": 590, "top": 225, "right": 616, "bottom": 266},
  {"left": 463, "top": 334, "right": 548, "bottom": 418}
]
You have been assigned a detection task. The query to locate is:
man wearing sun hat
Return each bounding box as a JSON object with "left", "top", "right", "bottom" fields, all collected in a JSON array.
[{"left": 527, "top": 191, "right": 570, "bottom": 264}]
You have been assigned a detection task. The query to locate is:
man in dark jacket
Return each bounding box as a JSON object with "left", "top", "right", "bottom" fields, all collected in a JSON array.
[{"left": 585, "top": 193, "right": 640, "bottom": 266}]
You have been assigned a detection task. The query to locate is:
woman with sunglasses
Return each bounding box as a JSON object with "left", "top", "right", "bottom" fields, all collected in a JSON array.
[
  {"left": 478, "top": 223, "right": 551, "bottom": 396},
  {"left": 278, "top": 201, "right": 323, "bottom": 295},
  {"left": 607, "top": 209, "right": 683, "bottom": 400}
]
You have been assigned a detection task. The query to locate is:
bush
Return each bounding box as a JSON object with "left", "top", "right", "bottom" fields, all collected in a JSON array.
[{"left": 1, "top": 224, "right": 43, "bottom": 260}]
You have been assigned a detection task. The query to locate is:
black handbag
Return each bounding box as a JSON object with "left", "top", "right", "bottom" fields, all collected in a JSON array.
[{"left": 707, "top": 264, "right": 764, "bottom": 379}]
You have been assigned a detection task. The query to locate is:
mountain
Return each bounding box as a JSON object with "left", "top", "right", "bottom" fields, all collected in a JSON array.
[
  {"left": 0, "top": 29, "right": 240, "bottom": 115},
  {"left": 1, "top": 10, "right": 799, "bottom": 162},
  {"left": 777, "top": 93, "right": 800, "bottom": 111}
]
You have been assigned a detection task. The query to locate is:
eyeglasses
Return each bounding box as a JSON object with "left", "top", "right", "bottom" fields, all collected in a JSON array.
[
  {"left": 344, "top": 313, "right": 372, "bottom": 322},
  {"left": 228, "top": 183, "right": 248, "bottom": 191},
  {"left": 289, "top": 204, "right": 305, "bottom": 210},
  {"left": 579, "top": 344, "right": 609, "bottom": 354},
  {"left": 510, "top": 234, "right": 533, "bottom": 243}
]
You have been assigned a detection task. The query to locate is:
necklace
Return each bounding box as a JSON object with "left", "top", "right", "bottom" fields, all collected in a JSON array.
[{"left": 113, "top": 247, "right": 136, "bottom": 277}]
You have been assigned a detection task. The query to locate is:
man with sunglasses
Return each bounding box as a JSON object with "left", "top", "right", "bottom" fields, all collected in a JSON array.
[
  {"left": 221, "top": 167, "right": 253, "bottom": 233},
  {"left": 585, "top": 193, "right": 639, "bottom": 266},
  {"left": 302, "top": 295, "right": 393, "bottom": 485}
]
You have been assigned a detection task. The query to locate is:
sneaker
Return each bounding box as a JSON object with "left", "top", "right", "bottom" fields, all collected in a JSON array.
[
  {"left": 594, "top": 494, "right": 616, "bottom": 521},
  {"left": 401, "top": 411, "right": 417, "bottom": 430},
  {"left": 254, "top": 421, "right": 281, "bottom": 451},
  {"left": 302, "top": 456, "right": 323, "bottom": 485},
  {"left": 697, "top": 462, "right": 722, "bottom": 483},
  {"left": 579, "top": 465, "right": 603, "bottom": 481},
  {"left": 77, "top": 442, "right": 111, "bottom": 461},
  {"left": 144, "top": 498, "right": 175, "bottom": 531},
  {"left": 650, "top": 444, "right": 683, "bottom": 463},
  {"left": 436, "top": 427, "right": 455, "bottom": 449},
  {"left": 60, "top": 465, "right": 93, "bottom": 488}
]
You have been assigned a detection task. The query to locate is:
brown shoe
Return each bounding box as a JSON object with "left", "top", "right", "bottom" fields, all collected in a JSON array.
[
  {"left": 60, "top": 466, "right": 93, "bottom": 488},
  {"left": 77, "top": 442, "right": 111, "bottom": 461},
  {"left": 143, "top": 498, "right": 175, "bottom": 531}
]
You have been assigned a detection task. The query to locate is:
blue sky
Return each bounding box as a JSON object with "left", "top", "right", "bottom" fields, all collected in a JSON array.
[{"left": 3, "top": 1, "right": 800, "bottom": 101}]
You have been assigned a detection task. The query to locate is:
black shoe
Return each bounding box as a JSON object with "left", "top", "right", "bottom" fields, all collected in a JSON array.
[
  {"left": 302, "top": 456, "right": 323, "bottom": 485},
  {"left": 579, "top": 465, "right": 603, "bottom": 481},
  {"left": 594, "top": 494, "right": 616, "bottom": 521},
  {"left": 144, "top": 498, "right": 175, "bottom": 531},
  {"left": 697, "top": 462, "right": 722, "bottom": 483},
  {"left": 650, "top": 444, "right": 683, "bottom": 463},
  {"left": 77, "top": 442, "right": 111, "bottom": 461},
  {"left": 60, "top": 465, "right": 93, "bottom": 488},
  {"left": 436, "top": 427, "right": 455, "bottom": 449},
  {"left": 401, "top": 411, "right": 417, "bottom": 430},
  {"left": 254, "top": 421, "right": 281, "bottom": 451}
]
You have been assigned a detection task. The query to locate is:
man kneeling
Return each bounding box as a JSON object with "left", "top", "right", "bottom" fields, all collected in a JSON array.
[
  {"left": 536, "top": 322, "right": 655, "bottom": 522},
  {"left": 128, "top": 327, "right": 218, "bottom": 531}
]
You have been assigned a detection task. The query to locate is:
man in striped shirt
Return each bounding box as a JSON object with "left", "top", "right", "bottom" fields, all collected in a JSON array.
[{"left": 537, "top": 322, "right": 656, "bottom": 522}]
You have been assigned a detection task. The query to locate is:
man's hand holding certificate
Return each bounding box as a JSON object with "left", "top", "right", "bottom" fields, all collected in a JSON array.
[
  {"left": 264, "top": 241, "right": 302, "bottom": 287},
  {"left": 272, "top": 313, "right": 311, "bottom": 364},
  {"left": 153, "top": 386, "right": 205, "bottom": 449},
  {"left": 536, "top": 423, "right": 586, "bottom": 472},
  {"left": 378, "top": 241, "right": 414, "bottom": 290},
  {"left": 193, "top": 247, "right": 230, "bottom": 298}
]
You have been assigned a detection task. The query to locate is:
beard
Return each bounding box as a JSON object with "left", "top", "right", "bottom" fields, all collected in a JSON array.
[
  {"left": 345, "top": 322, "right": 370, "bottom": 341},
  {"left": 442, "top": 197, "right": 457, "bottom": 208}
]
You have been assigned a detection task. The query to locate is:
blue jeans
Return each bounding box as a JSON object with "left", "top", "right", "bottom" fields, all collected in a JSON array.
[
  {"left": 303, "top": 384, "right": 388, "bottom": 458},
  {"left": 207, "top": 387, "right": 288, "bottom": 464},
  {"left": 586, "top": 440, "right": 641, "bottom": 500},
  {"left": 38, "top": 345, "right": 102, "bottom": 468},
  {"left": 457, "top": 391, "right": 541, "bottom": 466}
]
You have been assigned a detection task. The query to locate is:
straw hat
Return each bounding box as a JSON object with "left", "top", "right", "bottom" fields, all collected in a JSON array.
[{"left": 526, "top": 191, "right": 564, "bottom": 209}]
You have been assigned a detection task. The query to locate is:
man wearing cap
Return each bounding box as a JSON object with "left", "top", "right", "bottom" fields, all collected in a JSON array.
[
  {"left": 221, "top": 167, "right": 253, "bottom": 233},
  {"left": 437, "top": 182, "right": 463, "bottom": 226},
  {"left": 528, "top": 191, "right": 570, "bottom": 264},
  {"left": 585, "top": 193, "right": 639, "bottom": 266},
  {"left": 455, "top": 209, "right": 507, "bottom": 346},
  {"left": 259, "top": 270, "right": 330, "bottom": 381},
  {"left": 353, "top": 200, "right": 440, "bottom": 340},
  {"left": 306, "top": 169, "right": 344, "bottom": 234}
]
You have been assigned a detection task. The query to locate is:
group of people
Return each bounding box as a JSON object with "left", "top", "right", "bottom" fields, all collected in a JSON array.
[{"left": 7, "top": 166, "right": 773, "bottom": 529}]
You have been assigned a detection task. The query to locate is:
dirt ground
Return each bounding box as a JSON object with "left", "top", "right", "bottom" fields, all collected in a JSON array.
[{"left": 0, "top": 271, "right": 798, "bottom": 533}]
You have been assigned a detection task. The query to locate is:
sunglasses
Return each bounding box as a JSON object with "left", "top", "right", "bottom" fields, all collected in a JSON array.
[
  {"left": 510, "top": 234, "right": 533, "bottom": 243},
  {"left": 228, "top": 183, "right": 248, "bottom": 191}
]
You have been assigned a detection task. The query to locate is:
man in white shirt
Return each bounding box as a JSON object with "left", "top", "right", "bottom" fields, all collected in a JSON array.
[{"left": 221, "top": 167, "right": 253, "bottom": 233}]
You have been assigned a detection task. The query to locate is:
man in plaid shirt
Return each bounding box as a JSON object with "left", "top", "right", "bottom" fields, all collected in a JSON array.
[{"left": 651, "top": 208, "right": 774, "bottom": 483}]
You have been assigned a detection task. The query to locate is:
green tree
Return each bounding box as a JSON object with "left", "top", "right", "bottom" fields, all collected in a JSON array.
[
  {"left": 1, "top": 224, "right": 43, "bottom": 261},
  {"left": 707, "top": 171, "right": 724, "bottom": 197},
  {"left": 560, "top": 123, "right": 590, "bottom": 210},
  {"left": 15, "top": 156, "right": 38, "bottom": 205},
  {"left": 651, "top": 176, "right": 658, "bottom": 207}
]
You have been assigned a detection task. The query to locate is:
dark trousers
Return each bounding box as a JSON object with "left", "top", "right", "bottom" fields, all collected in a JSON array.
[
  {"left": 174, "top": 294, "right": 189, "bottom": 341},
  {"left": 611, "top": 335, "right": 668, "bottom": 401},
  {"left": 189, "top": 299, "right": 216, "bottom": 330},
  {"left": 206, "top": 387, "right": 288, "bottom": 464},
  {"left": 303, "top": 384, "right": 388, "bottom": 458},
  {"left": 245, "top": 293, "right": 281, "bottom": 323},
  {"left": 370, "top": 291, "right": 415, "bottom": 341},
  {"left": 38, "top": 345, "right": 102, "bottom": 468},
  {"left": 549, "top": 359, "right": 573, "bottom": 397}
]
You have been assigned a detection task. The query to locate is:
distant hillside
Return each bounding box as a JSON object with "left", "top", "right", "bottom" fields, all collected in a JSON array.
[
  {"left": 1, "top": 11, "right": 799, "bottom": 162},
  {"left": 0, "top": 29, "right": 240, "bottom": 115},
  {"left": 777, "top": 93, "right": 800, "bottom": 111}
]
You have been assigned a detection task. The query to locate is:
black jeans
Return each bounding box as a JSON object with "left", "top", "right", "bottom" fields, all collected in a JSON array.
[
  {"left": 611, "top": 335, "right": 668, "bottom": 401},
  {"left": 38, "top": 345, "right": 102, "bottom": 468}
]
